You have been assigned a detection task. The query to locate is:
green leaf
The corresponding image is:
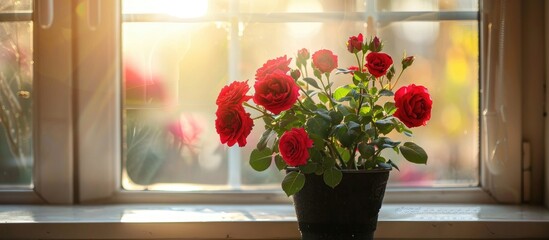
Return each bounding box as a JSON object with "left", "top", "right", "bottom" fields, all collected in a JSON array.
[
  {"left": 369, "top": 86, "right": 378, "bottom": 95},
  {"left": 399, "top": 142, "right": 428, "bottom": 164},
  {"left": 335, "top": 125, "right": 353, "bottom": 148},
  {"left": 256, "top": 129, "right": 274, "bottom": 150},
  {"left": 309, "top": 149, "right": 323, "bottom": 162},
  {"left": 282, "top": 171, "right": 305, "bottom": 196},
  {"left": 299, "top": 162, "right": 318, "bottom": 174},
  {"left": 336, "top": 68, "right": 354, "bottom": 74},
  {"left": 388, "top": 159, "right": 400, "bottom": 171},
  {"left": 378, "top": 162, "right": 392, "bottom": 170},
  {"left": 359, "top": 106, "right": 372, "bottom": 116},
  {"left": 334, "top": 86, "right": 351, "bottom": 101},
  {"left": 274, "top": 155, "right": 286, "bottom": 171},
  {"left": 379, "top": 89, "right": 394, "bottom": 97},
  {"left": 375, "top": 156, "right": 386, "bottom": 164},
  {"left": 396, "top": 123, "right": 413, "bottom": 137},
  {"left": 309, "top": 134, "right": 325, "bottom": 151},
  {"left": 302, "top": 97, "right": 318, "bottom": 111},
  {"left": 344, "top": 113, "right": 359, "bottom": 123},
  {"left": 384, "top": 102, "right": 396, "bottom": 115},
  {"left": 313, "top": 68, "right": 322, "bottom": 80},
  {"left": 314, "top": 109, "right": 332, "bottom": 122},
  {"left": 323, "top": 167, "right": 342, "bottom": 188},
  {"left": 306, "top": 117, "right": 330, "bottom": 138},
  {"left": 336, "top": 146, "right": 351, "bottom": 163},
  {"left": 337, "top": 104, "right": 351, "bottom": 116},
  {"left": 346, "top": 121, "right": 361, "bottom": 135},
  {"left": 375, "top": 137, "right": 400, "bottom": 149},
  {"left": 249, "top": 148, "right": 273, "bottom": 171},
  {"left": 375, "top": 118, "right": 395, "bottom": 135},
  {"left": 303, "top": 77, "right": 321, "bottom": 89},
  {"left": 322, "top": 156, "right": 336, "bottom": 169},
  {"left": 318, "top": 92, "right": 329, "bottom": 104},
  {"left": 329, "top": 111, "right": 343, "bottom": 124},
  {"left": 353, "top": 72, "right": 367, "bottom": 85},
  {"left": 358, "top": 142, "right": 375, "bottom": 159}
]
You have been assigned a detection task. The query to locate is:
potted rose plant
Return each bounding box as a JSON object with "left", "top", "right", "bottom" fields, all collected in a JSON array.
[{"left": 214, "top": 34, "right": 432, "bottom": 240}]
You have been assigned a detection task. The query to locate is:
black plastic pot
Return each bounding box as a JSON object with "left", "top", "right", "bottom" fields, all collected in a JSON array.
[{"left": 289, "top": 168, "right": 390, "bottom": 240}]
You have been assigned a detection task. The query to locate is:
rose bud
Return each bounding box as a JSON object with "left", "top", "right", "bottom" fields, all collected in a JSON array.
[
  {"left": 297, "top": 48, "right": 310, "bottom": 68},
  {"left": 402, "top": 56, "right": 415, "bottom": 70},
  {"left": 369, "top": 36, "right": 383, "bottom": 52},
  {"left": 291, "top": 69, "right": 301, "bottom": 80},
  {"left": 298, "top": 48, "right": 310, "bottom": 61}
]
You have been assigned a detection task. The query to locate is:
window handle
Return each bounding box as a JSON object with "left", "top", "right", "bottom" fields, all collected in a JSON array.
[
  {"left": 38, "top": 0, "right": 54, "bottom": 29},
  {"left": 87, "top": 0, "right": 101, "bottom": 30}
]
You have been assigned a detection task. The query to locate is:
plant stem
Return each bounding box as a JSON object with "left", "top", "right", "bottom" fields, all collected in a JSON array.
[
  {"left": 348, "top": 146, "right": 357, "bottom": 170},
  {"left": 355, "top": 53, "right": 361, "bottom": 68},
  {"left": 390, "top": 70, "right": 405, "bottom": 90},
  {"left": 326, "top": 139, "right": 346, "bottom": 169},
  {"left": 243, "top": 102, "right": 269, "bottom": 116}
]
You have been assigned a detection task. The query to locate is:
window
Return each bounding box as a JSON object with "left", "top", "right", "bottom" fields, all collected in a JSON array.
[
  {"left": 0, "top": 0, "right": 33, "bottom": 189},
  {"left": 0, "top": 0, "right": 530, "bottom": 204},
  {"left": 0, "top": 0, "right": 74, "bottom": 204},
  {"left": 120, "top": 0, "right": 480, "bottom": 192}
]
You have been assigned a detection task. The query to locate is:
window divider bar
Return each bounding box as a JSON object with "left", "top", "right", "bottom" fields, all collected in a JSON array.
[
  {"left": 0, "top": 12, "right": 32, "bottom": 22},
  {"left": 122, "top": 11, "right": 478, "bottom": 23}
]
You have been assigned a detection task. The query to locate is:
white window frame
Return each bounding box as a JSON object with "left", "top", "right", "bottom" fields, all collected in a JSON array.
[
  {"left": 74, "top": 0, "right": 524, "bottom": 204},
  {"left": 0, "top": 0, "right": 534, "bottom": 205},
  {"left": 0, "top": 0, "right": 74, "bottom": 204}
]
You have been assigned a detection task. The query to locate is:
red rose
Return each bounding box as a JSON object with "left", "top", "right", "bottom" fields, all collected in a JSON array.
[
  {"left": 255, "top": 55, "right": 292, "bottom": 81},
  {"left": 215, "top": 105, "right": 254, "bottom": 147},
  {"left": 394, "top": 84, "right": 432, "bottom": 128},
  {"left": 347, "top": 33, "right": 363, "bottom": 53},
  {"left": 253, "top": 70, "right": 300, "bottom": 114},
  {"left": 312, "top": 49, "right": 338, "bottom": 74},
  {"left": 216, "top": 80, "right": 252, "bottom": 106},
  {"left": 279, "top": 128, "right": 313, "bottom": 167},
  {"left": 365, "top": 52, "right": 393, "bottom": 78}
]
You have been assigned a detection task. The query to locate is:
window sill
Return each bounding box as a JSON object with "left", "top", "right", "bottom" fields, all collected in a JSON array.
[{"left": 1, "top": 203, "right": 548, "bottom": 239}]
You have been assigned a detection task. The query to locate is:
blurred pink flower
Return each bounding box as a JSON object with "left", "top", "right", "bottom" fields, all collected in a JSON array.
[{"left": 124, "top": 62, "right": 166, "bottom": 103}]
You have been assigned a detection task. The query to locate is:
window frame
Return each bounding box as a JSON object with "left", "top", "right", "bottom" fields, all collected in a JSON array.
[
  {"left": 0, "top": 0, "right": 74, "bottom": 204},
  {"left": 0, "top": 0, "right": 529, "bottom": 205},
  {"left": 75, "top": 0, "right": 518, "bottom": 204}
]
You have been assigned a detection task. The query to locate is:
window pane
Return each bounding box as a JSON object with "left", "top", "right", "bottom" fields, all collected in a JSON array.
[
  {"left": 122, "top": 22, "right": 230, "bottom": 190},
  {"left": 122, "top": 0, "right": 479, "bottom": 191},
  {"left": 0, "top": 0, "right": 32, "bottom": 12},
  {"left": 0, "top": 0, "right": 33, "bottom": 188},
  {"left": 380, "top": 21, "right": 479, "bottom": 187}
]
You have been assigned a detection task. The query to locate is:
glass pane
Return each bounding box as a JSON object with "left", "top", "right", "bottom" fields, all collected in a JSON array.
[
  {"left": 0, "top": 2, "right": 33, "bottom": 188},
  {"left": 122, "top": 0, "right": 479, "bottom": 191},
  {"left": 376, "top": 0, "right": 478, "bottom": 12},
  {"left": 0, "top": 0, "right": 32, "bottom": 12},
  {"left": 122, "top": 22, "right": 230, "bottom": 190},
  {"left": 379, "top": 21, "right": 479, "bottom": 187}
]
